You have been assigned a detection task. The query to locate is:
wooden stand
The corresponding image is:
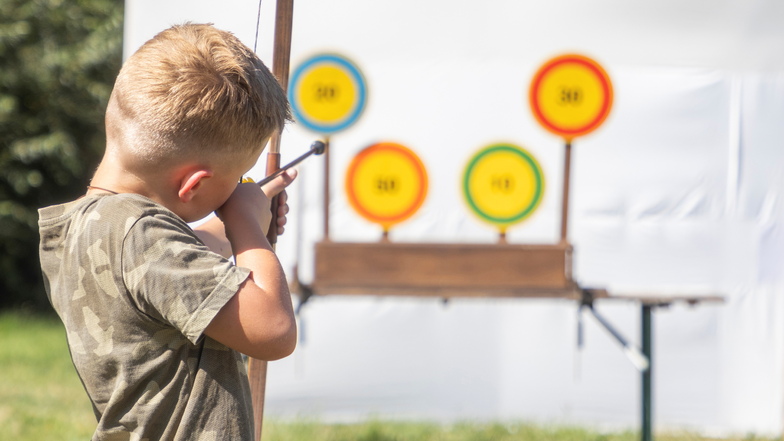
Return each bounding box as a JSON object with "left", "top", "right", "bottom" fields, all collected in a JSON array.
[
  {"left": 307, "top": 139, "right": 581, "bottom": 299},
  {"left": 312, "top": 241, "right": 578, "bottom": 298}
]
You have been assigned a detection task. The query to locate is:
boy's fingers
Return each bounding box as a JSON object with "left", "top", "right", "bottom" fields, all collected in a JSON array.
[
  {"left": 261, "top": 168, "right": 297, "bottom": 198},
  {"left": 277, "top": 189, "right": 288, "bottom": 206}
]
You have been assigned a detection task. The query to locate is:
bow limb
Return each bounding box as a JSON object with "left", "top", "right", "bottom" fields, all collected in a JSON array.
[
  {"left": 265, "top": 0, "right": 294, "bottom": 248},
  {"left": 247, "top": 0, "right": 295, "bottom": 439}
]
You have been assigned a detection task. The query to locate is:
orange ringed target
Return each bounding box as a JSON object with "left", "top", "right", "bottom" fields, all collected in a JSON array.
[{"left": 345, "top": 142, "right": 428, "bottom": 230}]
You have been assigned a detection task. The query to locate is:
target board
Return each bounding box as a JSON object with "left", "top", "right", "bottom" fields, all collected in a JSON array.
[
  {"left": 463, "top": 143, "right": 545, "bottom": 233},
  {"left": 345, "top": 142, "right": 428, "bottom": 231},
  {"left": 289, "top": 53, "right": 367, "bottom": 134},
  {"left": 529, "top": 54, "right": 613, "bottom": 140}
]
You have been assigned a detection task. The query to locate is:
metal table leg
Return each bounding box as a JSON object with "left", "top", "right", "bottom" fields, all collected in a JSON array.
[{"left": 642, "top": 304, "right": 653, "bottom": 441}]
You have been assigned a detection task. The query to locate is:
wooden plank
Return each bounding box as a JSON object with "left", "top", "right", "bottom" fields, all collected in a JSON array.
[
  {"left": 312, "top": 241, "right": 573, "bottom": 297},
  {"left": 311, "top": 285, "right": 583, "bottom": 299},
  {"left": 603, "top": 293, "right": 724, "bottom": 307}
]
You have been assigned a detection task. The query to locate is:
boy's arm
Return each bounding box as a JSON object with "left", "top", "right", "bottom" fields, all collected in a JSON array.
[
  {"left": 194, "top": 217, "right": 231, "bottom": 258},
  {"left": 203, "top": 173, "right": 297, "bottom": 360}
]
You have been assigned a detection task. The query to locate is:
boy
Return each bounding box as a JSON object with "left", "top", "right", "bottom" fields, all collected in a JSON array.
[{"left": 38, "top": 23, "right": 297, "bottom": 440}]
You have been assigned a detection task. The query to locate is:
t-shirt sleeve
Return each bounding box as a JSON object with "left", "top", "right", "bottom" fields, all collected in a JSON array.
[{"left": 122, "top": 212, "right": 251, "bottom": 344}]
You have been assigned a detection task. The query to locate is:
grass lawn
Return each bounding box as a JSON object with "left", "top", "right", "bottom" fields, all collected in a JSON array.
[
  {"left": 0, "top": 310, "right": 95, "bottom": 440},
  {"left": 0, "top": 310, "right": 778, "bottom": 441}
]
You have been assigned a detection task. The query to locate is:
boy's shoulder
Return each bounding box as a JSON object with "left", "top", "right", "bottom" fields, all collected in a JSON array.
[{"left": 40, "top": 193, "right": 181, "bottom": 230}]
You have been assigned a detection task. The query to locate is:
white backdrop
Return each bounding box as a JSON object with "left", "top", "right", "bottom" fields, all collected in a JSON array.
[{"left": 125, "top": 0, "right": 784, "bottom": 435}]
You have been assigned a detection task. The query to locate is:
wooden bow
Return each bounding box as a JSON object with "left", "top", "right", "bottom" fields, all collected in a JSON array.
[{"left": 246, "top": 0, "right": 295, "bottom": 439}]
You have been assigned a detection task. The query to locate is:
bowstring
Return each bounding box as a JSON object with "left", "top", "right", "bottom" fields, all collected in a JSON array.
[
  {"left": 253, "top": 0, "right": 263, "bottom": 53},
  {"left": 250, "top": 0, "right": 264, "bottom": 181}
]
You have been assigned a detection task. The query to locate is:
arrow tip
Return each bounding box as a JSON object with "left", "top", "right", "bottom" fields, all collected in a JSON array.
[{"left": 312, "top": 140, "right": 326, "bottom": 155}]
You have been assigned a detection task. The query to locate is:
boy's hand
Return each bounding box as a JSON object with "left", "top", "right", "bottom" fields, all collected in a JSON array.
[
  {"left": 261, "top": 169, "right": 297, "bottom": 236},
  {"left": 216, "top": 169, "right": 297, "bottom": 247}
]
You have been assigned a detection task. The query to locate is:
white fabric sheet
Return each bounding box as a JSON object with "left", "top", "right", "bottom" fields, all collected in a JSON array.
[{"left": 125, "top": 1, "right": 784, "bottom": 435}]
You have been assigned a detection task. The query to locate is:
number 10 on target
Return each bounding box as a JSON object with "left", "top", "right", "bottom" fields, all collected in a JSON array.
[{"left": 462, "top": 143, "right": 545, "bottom": 240}]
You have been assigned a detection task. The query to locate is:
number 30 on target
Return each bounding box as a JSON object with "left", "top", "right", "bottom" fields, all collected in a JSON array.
[
  {"left": 345, "top": 142, "right": 428, "bottom": 232},
  {"left": 529, "top": 54, "right": 613, "bottom": 140}
]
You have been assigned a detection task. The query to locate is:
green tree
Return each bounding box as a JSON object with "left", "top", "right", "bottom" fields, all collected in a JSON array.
[{"left": 0, "top": 0, "right": 123, "bottom": 309}]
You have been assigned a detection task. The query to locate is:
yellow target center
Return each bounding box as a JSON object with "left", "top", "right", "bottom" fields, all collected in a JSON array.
[
  {"left": 536, "top": 64, "right": 606, "bottom": 131},
  {"left": 297, "top": 65, "right": 359, "bottom": 124},
  {"left": 468, "top": 152, "right": 538, "bottom": 219}
]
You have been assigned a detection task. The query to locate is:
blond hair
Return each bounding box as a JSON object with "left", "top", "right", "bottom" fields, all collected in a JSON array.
[{"left": 105, "top": 23, "right": 290, "bottom": 168}]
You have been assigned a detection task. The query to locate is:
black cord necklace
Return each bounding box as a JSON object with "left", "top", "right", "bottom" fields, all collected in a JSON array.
[{"left": 86, "top": 185, "right": 119, "bottom": 195}]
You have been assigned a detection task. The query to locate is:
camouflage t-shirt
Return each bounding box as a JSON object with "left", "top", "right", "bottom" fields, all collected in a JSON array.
[{"left": 39, "top": 193, "right": 254, "bottom": 441}]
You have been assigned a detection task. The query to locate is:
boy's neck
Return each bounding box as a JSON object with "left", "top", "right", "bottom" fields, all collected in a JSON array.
[{"left": 89, "top": 158, "right": 177, "bottom": 210}]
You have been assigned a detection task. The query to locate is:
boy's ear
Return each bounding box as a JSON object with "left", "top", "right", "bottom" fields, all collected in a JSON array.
[{"left": 178, "top": 169, "right": 213, "bottom": 202}]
